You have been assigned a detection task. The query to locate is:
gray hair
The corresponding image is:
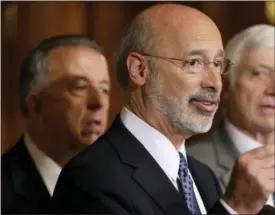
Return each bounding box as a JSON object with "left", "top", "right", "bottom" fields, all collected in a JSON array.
[
  {"left": 19, "top": 34, "right": 103, "bottom": 115},
  {"left": 225, "top": 24, "right": 274, "bottom": 88},
  {"left": 115, "top": 19, "right": 155, "bottom": 88}
]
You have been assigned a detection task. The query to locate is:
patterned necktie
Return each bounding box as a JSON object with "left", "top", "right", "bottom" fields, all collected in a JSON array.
[{"left": 178, "top": 152, "right": 201, "bottom": 215}]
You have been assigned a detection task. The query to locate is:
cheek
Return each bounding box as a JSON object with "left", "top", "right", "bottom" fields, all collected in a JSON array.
[
  {"left": 66, "top": 100, "right": 88, "bottom": 124},
  {"left": 161, "top": 72, "right": 199, "bottom": 99},
  {"left": 51, "top": 98, "right": 86, "bottom": 126},
  {"left": 102, "top": 96, "right": 110, "bottom": 110},
  {"left": 99, "top": 99, "right": 109, "bottom": 120},
  {"left": 41, "top": 100, "right": 65, "bottom": 121},
  {"left": 234, "top": 80, "right": 261, "bottom": 114}
]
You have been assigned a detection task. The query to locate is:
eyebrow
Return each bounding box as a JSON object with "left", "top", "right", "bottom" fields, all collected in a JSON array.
[
  {"left": 187, "top": 49, "right": 225, "bottom": 58},
  {"left": 99, "top": 80, "right": 110, "bottom": 85},
  {"left": 70, "top": 76, "right": 89, "bottom": 83},
  {"left": 68, "top": 75, "right": 110, "bottom": 87},
  {"left": 256, "top": 64, "right": 275, "bottom": 71}
]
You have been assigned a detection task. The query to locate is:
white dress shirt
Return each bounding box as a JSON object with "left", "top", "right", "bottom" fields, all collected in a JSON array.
[
  {"left": 225, "top": 120, "right": 275, "bottom": 207},
  {"left": 121, "top": 107, "right": 215, "bottom": 214},
  {"left": 24, "top": 133, "right": 62, "bottom": 196}
]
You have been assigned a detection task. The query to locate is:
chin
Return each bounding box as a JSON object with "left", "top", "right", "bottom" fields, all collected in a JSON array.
[
  {"left": 257, "top": 125, "right": 275, "bottom": 134},
  {"left": 89, "top": 133, "right": 102, "bottom": 144},
  {"left": 176, "top": 119, "right": 212, "bottom": 135},
  {"left": 194, "top": 121, "right": 213, "bottom": 134},
  {"left": 253, "top": 118, "right": 274, "bottom": 131},
  {"left": 80, "top": 130, "right": 102, "bottom": 143}
]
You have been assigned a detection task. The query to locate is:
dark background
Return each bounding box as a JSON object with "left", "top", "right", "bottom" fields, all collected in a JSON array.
[{"left": 1, "top": 1, "right": 272, "bottom": 153}]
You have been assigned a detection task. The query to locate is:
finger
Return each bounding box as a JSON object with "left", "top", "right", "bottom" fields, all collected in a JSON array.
[
  {"left": 259, "top": 168, "right": 275, "bottom": 180},
  {"left": 263, "top": 143, "right": 275, "bottom": 156},
  {"left": 258, "top": 171, "right": 275, "bottom": 196},
  {"left": 244, "top": 156, "right": 274, "bottom": 179},
  {"left": 260, "top": 178, "right": 275, "bottom": 194},
  {"left": 260, "top": 155, "right": 275, "bottom": 168},
  {"left": 251, "top": 144, "right": 274, "bottom": 159}
]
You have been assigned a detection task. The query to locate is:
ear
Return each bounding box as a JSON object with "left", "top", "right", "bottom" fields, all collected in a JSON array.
[
  {"left": 25, "top": 93, "right": 42, "bottom": 118},
  {"left": 126, "top": 52, "right": 148, "bottom": 86}
]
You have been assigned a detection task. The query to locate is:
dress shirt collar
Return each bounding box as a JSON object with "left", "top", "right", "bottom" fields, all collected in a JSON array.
[
  {"left": 224, "top": 120, "right": 261, "bottom": 154},
  {"left": 120, "top": 106, "right": 187, "bottom": 182},
  {"left": 24, "top": 133, "right": 62, "bottom": 196}
]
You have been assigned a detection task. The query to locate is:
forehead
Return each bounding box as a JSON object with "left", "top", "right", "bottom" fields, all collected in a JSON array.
[
  {"left": 47, "top": 46, "right": 109, "bottom": 83},
  {"left": 240, "top": 47, "right": 274, "bottom": 67},
  {"left": 156, "top": 18, "right": 223, "bottom": 57}
]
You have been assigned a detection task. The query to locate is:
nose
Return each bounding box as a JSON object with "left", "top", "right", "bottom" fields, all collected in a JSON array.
[
  {"left": 265, "top": 78, "right": 275, "bottom": 97},
  {"left": 201, "top": 66, "right": 222, "bottom": 94},
  {"left": 87, "top": 86, "right": 103, "bottom": 110}
]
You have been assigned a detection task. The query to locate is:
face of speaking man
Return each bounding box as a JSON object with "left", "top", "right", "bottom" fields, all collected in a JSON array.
[{"left": 144, "top": 20, "right": 224, "bottom": 136}]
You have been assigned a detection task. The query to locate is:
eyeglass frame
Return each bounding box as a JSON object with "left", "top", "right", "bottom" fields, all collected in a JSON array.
[{"left": 139, "top": 52, "right": 233, "bottom": 74}]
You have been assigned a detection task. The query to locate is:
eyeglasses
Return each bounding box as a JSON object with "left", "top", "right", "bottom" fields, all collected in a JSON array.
[{"left": 141, "top": 53, "right": 233, "bottom": 74}]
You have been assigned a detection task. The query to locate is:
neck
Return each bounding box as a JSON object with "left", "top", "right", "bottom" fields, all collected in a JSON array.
[
  {"left": 27, "top": 125, "right": 80, "bottom": 167},
  {"left": 226, "top": 118, "right": 274, "bottom": 145},
  {"left": 127, "top": 91, "right": 185, "bottom": 149}
]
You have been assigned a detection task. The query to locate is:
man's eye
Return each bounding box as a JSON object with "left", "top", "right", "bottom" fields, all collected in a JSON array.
[
  {"left": 100, "top": 88, "right": 110, "bottom": 95},
  {"left": 251, "top": 70, "right": 268, "bottom": 77},
  {"left": 187, "top": 59, "right": 202, "bottom": 66},
  {"left": 74, "top": 85, "right": 88, "bottom": 90},
  {"left": 213, "top": 60, "right": 223, "bottom": 68}
]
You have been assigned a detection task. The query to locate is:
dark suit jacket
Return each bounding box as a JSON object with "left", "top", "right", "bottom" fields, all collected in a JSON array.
[
  {"left": 52, "top": 116, "right": 274, "bottom": 214},
  {"left": 1, "top": 138, "right": 52, "bottom": 214}
]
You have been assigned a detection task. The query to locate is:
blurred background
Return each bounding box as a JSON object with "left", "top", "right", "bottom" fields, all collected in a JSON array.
[{"left": 1, "top": 1, "right": 274, "bottom": 153}]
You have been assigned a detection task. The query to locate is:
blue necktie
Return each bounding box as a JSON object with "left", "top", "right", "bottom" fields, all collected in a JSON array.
[{"left": 178, "top": 152, "right": 201, "bottom": 215}]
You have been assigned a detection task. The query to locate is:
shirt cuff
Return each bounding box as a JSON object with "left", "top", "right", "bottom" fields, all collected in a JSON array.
[{"left": 220, "top": 199, "right": 238, "bottom": 214}]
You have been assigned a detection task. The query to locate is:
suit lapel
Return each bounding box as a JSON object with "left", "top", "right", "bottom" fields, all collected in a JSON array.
[
  {"left": 212, "top": 123, "right": 237, "bottom": 189},
  {"left": 132, "top": 160, "right": 190, "bottom": 214},
  {"left": 220, "top": 170, "right": 232, "bottom": 189},
  {"left": 10, "top": 139, "right": 51, "bottom": 205},
  {"left": 107, "top": 116, "right": 190, "bottom": 214}
]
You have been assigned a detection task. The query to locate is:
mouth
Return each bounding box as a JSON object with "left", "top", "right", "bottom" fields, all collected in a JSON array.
[
  {"left": 82, "top": 119, "right": 103, "bottom": 135},
  {"left": 260, "top": 104, "right": 275, "bottom": 114},
  {"left": 190, "top": 99, "right": 218, "bottom": 112}
]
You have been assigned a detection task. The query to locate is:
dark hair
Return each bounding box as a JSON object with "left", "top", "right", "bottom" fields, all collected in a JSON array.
[{"left": 19, "top": 34, "right": 102, "bottom": 115}]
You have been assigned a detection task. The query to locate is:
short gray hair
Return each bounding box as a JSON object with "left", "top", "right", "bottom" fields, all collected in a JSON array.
[
  {"left": 225, "top": 24, "right": 274, "bottom": 87},
  {"left": 19, "top": 34, "right": 102, "bottom": 115},
  {"left": 115, "top": 19, "right": 155, "bottom": 88}
]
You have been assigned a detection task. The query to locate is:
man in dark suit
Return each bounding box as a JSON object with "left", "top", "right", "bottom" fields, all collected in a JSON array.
[
  {"left": 1, "top": 35, "right": 110, "bottom": 213},
  {"left": 52, "top": 4, "right": 275, "bottom": 215}
]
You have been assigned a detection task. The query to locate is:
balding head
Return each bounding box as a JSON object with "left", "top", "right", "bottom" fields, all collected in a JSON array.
[
  {"left": 116, "top": 3, "right": 223, "bottom": 88},
  {"left": 137, "top": 3, "right": 210, "bottom": 18},
  {"left": 116, "top": 3, "right": 225, "bottom": 139},
  {"left": 136, "top": 3, "right": 218, "bottom": 35}
]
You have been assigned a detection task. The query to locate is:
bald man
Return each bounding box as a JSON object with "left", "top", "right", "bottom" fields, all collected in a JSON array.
[{"left": 52, "top": 4, "right": 274, "bottom": 214}]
